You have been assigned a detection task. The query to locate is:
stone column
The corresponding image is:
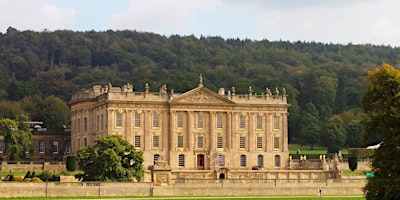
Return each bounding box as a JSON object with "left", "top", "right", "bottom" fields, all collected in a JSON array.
[
  {"left": 169, "top": 111, "right": 175, "bottom": 151},
  {"left": 209, "top": 111, "right": 215, "bottom": 151},
  {"left": 226, "top": 112, "right": 232, "bottom": 151},
  {"left": 187, "top": 111, "right": 193, "bottom": 151},
  {"left": 248, "top": 112, "right": 254, "bottom": 151},
  {"left": 144, "top": 110, "right": 151, "bottom": 150}
]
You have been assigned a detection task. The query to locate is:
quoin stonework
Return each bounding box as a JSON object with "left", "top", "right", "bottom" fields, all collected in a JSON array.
[{"left": 69, "top": 75, "right": 290, "bottom": 176}]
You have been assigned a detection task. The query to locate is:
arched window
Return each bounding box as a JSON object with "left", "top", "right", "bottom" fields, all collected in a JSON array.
[
  {"left": 179, "top": 154, "right": 185, "bottom": 167},
  {"left": 275, "top": 155, "right": 281, "bottom": 167},
  {"left": 240, "top": 155, "right": 246, "bottom": 167},
  {"left": 258, "top": 155, "right": 264, "bottom": 168}
]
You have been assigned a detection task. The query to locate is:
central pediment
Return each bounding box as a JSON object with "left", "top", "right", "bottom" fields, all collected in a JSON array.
[{"left": 170, "top": 87, "right": 234, "bottom": 105}]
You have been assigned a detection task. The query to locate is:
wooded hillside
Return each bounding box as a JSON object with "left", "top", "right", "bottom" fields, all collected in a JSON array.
[{"left": 1, "top": 27, "right": 398, "bottom": 146}]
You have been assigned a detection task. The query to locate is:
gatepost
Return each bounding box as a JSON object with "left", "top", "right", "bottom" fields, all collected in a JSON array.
[{"left": 151, "top": 155, "right": 172, "bottom": 186}]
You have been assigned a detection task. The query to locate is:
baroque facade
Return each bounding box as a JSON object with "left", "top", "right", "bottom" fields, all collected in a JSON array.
[{"left": 69, "top": 77, "right": 290, "bottom": 172}]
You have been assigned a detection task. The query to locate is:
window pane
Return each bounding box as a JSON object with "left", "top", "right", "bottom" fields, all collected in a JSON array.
[
  {"left": 256, "top": 116, "right": 262, "bottom": 129},
  {"left": 116, "top": 114, "right": 122, "bottom": 127},
  {"left": 258, "top": 155, "right": 264, "bottom": 168},
  {"left": 197, "top": 136, "right": 203, "bottom": 148},
  {"left": 273, "top": 116, "right": 279, "bottom": 129},
  {"left": 217, "top": 115, "right": 222, "bottom": 129},
  {"left": 84, "top": 117, "right": 88, "bottom": 131},
  {"left": 153, "top": 114, "right": 159, "bottom": 128},
  {"left": 52, "top": 141, "right": 59, "bottom": 154},
  {"left": 197, "top": 115, "right": 203, "bottom": 129},
  {"left": 274, "top": 137, "right": 280, "bottom": 149},
  {"left": 101, "top": 114, "right": 104, "bottom": 130},
  {"left": 154, "top": 154, "right": 160, "bottom": 164},
  {"left": 134, "top": 114, "right": 141, "bottom": 128},
  {"left": 177, "top": 136, "right": 183, "bottom": 148},
  {"left": 240, "top": 155, "right": 246, "bottom": 167},
  {"left": 179, "top": 154, "right": 185, "bottom": 167},
  {"left": 135, "top": 136, "right": 141, "bottom": 147},
  {"left": 257, "top": 137, "right": 263, "bottom": 149},
  {"left": 153, "top": 136, "right": 159, "bottom": 148},
  {"left": 275, "top": 155, "right": 281, "bottom": 167},
  {"left": 239, "top": 136, "right": 246, "bottom": 149},
  {"left": 239, "top": 116, "right": 245, "bottom": 129},
  {"left": 39, "top": 141, "right": 45, "bottom": 153},
  {"left": 217, "top": 136, "right": 223, "bottom": 148},
  {"left": 218, "top": 153, "right": 225, "bottom": 167},
  {"left": 177, "top": 114, "right": 183, "bottom": 128},
  {"left": 0, "top": 140, "right": 3, "bottom": 153}
]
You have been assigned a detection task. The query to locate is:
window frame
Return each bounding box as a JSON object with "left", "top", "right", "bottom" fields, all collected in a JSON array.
[
  {"left": 134, "top": 135, "right": 141, "bottom": 148},
  {"left": 239, "top": 136, "right": 246, "bottom": 149},
  {"left": 216, "top": 115, "right": 223, "bottom": 129},
  {"left": 115, "top": 113, "right": 123, "bottom": 127},
  {"left": 134, "top": 114, "right": 141, "bottom": 128},
  {"left": 239, "top": 115, "right": 245, "bottom": 129}
]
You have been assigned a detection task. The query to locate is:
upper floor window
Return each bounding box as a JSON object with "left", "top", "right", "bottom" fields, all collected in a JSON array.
[
  {"left": 273, "top": 137, "right": 280, "bottom": 149},
  {"left": 96, "top": 115, "right": 99, "bottom": 131},
  {"left": 77, "top": 119, "right": 81, "bottom": 132},
  {"left": 239, "top": 115, "right": 245, "bottom": 129},
  {"left": 217, "top": 136, "right": 223, "bottom": 149},
  {"left": 65, "top": 141, "right": 71, "bottom": 154},
  {"left": 134, "top": 135, "right": 141, "bottom": 148},
  {"left": 39, "top": 141, "right": 45, "bottom": 154},
  {"left": 101, "top": 114, "right": 104, "bottom": 130},
  {"left": 197, "top": 136, "right": 203, "bottom": 148},
  {"left": 273, "top": 116, "right": 279, "bottom": 129},
  {"left": 153, "top": 114, "right": 159, "bottom": 128},
  {"left": 83, "top": 117, "right": 88, "bottom": 131},
  {"left": 239, "top": 136, "right": 246, "bottom": 149},
  {"left": 84, "top": 138, "right": 87, "bottom": 147},
  {"left": 177, "top": 135, "right": 183, "bottom": 148},
  {"left": 256, "top": 116, "right": 262, "bottom": 130},
  {"left": 153, "top": 136, "right": 159, "bottom": 148},
  {"left": 177, "top": 114, "right": 183, "bottom": 128},
  {"left": 216, "top": 115, "right": 223, "bottom": 129},
  {"left": 134, "top": 114, "right": 141, "bottom": 128},
  {"left": 197, "top": 115, "right": 203, "bottom": 129},
  {"left": 52, "top": 141, "right": 59, "bottom": 154},
  {"left": 116, "top": 113, "right": 122, "bottom": 127},
  {"left": 0, "top": 140, "right": 3, "bottom": 153},
  {"left": 256, "top": 137, "right": 263, "bottom": 149}
]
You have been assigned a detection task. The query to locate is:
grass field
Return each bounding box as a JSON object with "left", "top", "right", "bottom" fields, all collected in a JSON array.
[
  {"left": 2, "top": 196, "right": 365, "bottom": 200},
  {"left": 288, "top": 144, "right": 349, "bottom": 155}
]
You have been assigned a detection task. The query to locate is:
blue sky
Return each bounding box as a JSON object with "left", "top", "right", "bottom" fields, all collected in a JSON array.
[{"left": 1, "top": 0, "right": 400, "bottom": 46}]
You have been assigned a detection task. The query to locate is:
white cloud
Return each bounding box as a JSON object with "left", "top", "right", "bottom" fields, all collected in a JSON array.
[{"left": 0, "top": 0, "right": 76, "bottom": 32}]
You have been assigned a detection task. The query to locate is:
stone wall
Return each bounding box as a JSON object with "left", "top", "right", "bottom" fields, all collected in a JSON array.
[{"left": 0, "top": 179, "right": 366, "bottom": 198}]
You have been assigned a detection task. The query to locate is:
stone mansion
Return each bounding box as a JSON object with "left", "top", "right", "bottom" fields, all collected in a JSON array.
[{"left": 69, "top": 76, "right": 290, "bottom": 173}]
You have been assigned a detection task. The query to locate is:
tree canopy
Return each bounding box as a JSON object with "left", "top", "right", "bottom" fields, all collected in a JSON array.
[
  {"left": 0, "top": 116, "right": 32, "bottom": 161},
  {"left": 362, "top": 64, "right": 400, "bottom": 200},
  {"left": 1, "top": 28, "right": 399, "bottom": 144},
  {"left": 76, "top": 135, "right": 144, "bottom": 182}
]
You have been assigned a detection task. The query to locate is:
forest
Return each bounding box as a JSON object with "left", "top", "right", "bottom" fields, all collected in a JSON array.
[{"left": 1, "top": 27, "right": 398, "bottom": 149}]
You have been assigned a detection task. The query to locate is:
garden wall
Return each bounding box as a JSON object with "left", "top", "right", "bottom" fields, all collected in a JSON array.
[{"left": 0, "top": 178, "right": 366, "bottom": 198}]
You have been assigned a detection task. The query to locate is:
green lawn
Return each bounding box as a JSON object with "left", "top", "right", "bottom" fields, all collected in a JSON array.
[{"left": 289, "top": 144, "right": 349, "bottom": 155}]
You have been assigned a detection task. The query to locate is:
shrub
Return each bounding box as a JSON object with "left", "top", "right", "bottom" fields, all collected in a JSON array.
[
  {"left": 8, "top": 175, "right": 14, "bottom": 181},
  {"left": 348, "top": 156, "right": 358, "bottom": 171},
  {"left": 24, "top": 171, "right": 31, "bottom": 179},
  {"left": 31, "top": 171, "right": 36, "bottom": 178},
  {"left": 66, "top": 156, "right": 77, "bottom": 171},
  {"left": 13, "top": 176, "right": 24, "bottom": 181},
  {"left": 24, "top": 178, "right": 32, "bottom": 182},
  {"left": 31, "top": 177, "right": 43, "bottom": 182}
]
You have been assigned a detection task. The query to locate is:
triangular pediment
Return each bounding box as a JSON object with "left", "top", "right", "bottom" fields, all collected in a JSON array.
[{"left": 170, "top": 87, "right": 234, "bottom": 105}]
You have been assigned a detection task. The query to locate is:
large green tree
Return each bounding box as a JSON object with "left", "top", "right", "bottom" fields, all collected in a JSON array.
[
  {"left": 299, "top": 102, "right": 320, "bottom": 149},
  {"left": 320, "top": 115, "right": 346, "bottom": 153},
  {"left": 76, "top": 135, "right": 144, "bottom": 182},
  {"left": 0, "top": 116, "right": 32, "bottom": 161},
  {"left": 362, "top": 64, "right": 400, "bottom": 199}
]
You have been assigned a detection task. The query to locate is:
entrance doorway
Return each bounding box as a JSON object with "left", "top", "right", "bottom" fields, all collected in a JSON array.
[{"left": 197, "top": 154, "right": 205, "bottom": 170}]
